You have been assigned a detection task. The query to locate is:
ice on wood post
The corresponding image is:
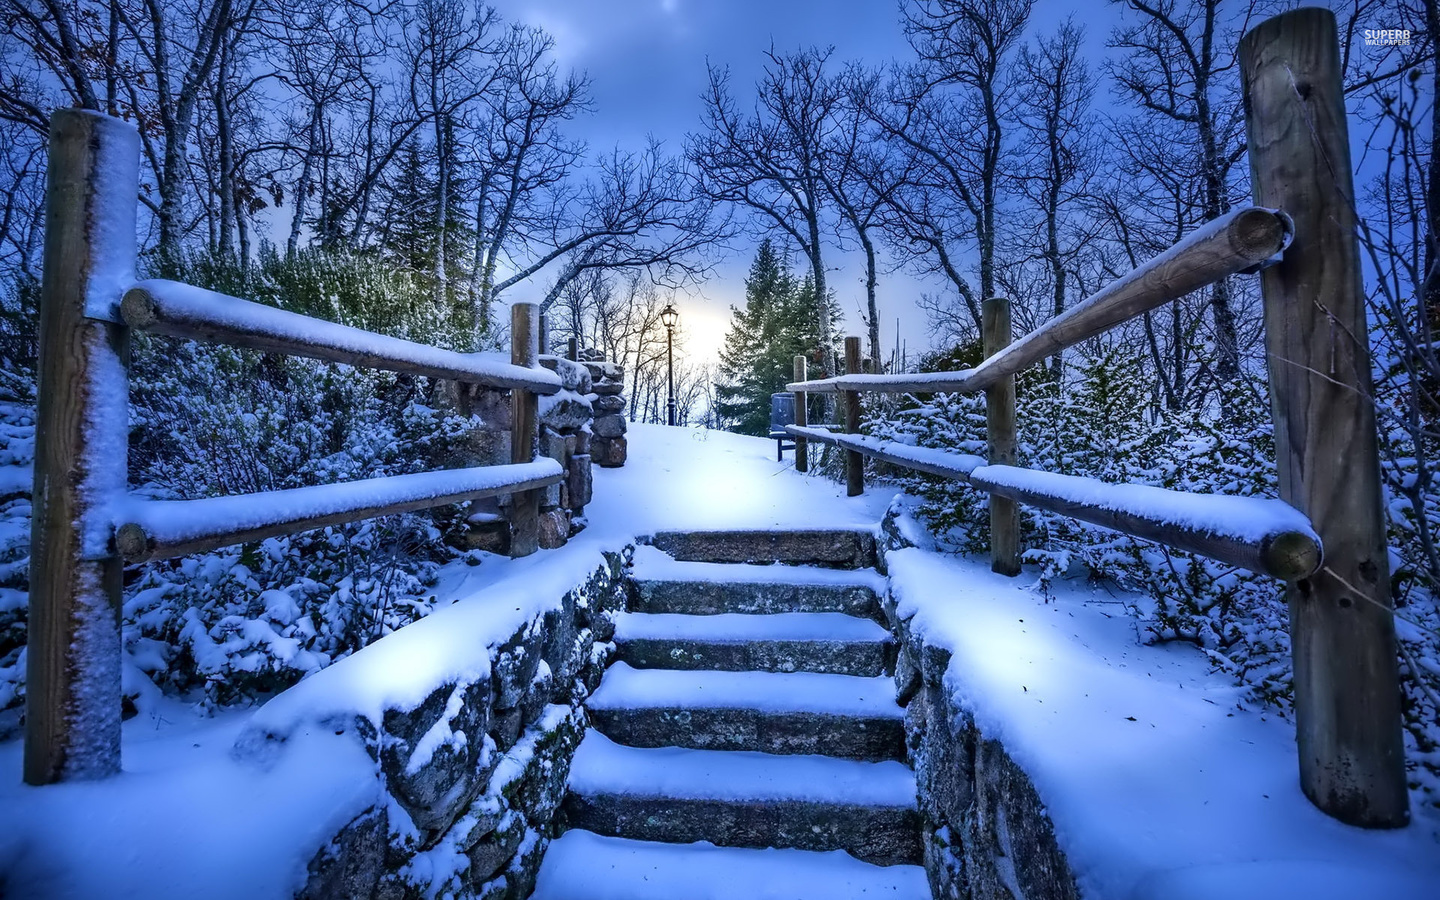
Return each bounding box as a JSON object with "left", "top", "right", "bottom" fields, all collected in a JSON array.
[
  {"left": 793, "top": 355, "right": 809, "bottom": 473},
  {"left": 844, "top": 337, "right": 864, "bottom": 497},
  {"left": 26, "top": 110, "right": 139, "bottom": 784},
  {"left": 509, "top": 303, "right": 542, "bottom": 557},
  {"left": 1241, "top": 7, "right": 1408, "bottom": 827},
  {"left": 984, "top": 297, "right": 1020, "bottom": 576}
]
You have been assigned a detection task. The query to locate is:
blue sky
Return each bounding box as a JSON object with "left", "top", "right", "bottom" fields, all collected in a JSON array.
[{"left": 511, "top": 0, "right": 1115, "bottom": 366}]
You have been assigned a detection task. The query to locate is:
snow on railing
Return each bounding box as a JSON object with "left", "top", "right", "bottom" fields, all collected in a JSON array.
[
  {"left": 123, "top": 280, "right": 561, "bottom": 394},
  {"left": 789, "top": 427, "right": 1321, "bottom": 581},
  {"left": 786, "top": 207, "right": 1291, "bottom": 396},
  {"left": 115, "top": 459, "right": 565, "bottom": 563}
]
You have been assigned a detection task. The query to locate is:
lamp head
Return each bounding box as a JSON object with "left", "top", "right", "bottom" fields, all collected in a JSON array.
[{"left": 661, "top": 303, "right": 679, "bottom": 330}]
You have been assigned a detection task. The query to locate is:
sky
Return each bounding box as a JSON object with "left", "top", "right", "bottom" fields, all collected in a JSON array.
[{"left": 510, "top": 0, "right": 1116, "bottom": 369}]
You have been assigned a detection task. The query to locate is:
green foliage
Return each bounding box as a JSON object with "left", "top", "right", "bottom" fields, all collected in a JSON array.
[{"left": 716, "top": 239, "right": 835, "bottom": 435}]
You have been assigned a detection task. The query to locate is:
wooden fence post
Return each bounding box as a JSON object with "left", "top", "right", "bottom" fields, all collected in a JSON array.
[
  {"left": 844, "top": 336, "right": 864, "bottom": 497},
  {"left": 793, "top": 355, "right": 809, "bottom": 474},
  {"left": 1241, "top": 7, "right": 1408, "bottom": 827},
  {"left": 984, "top": 297, "right": 1020, "bottom": 576},
  {"left": 509, "top": 302, "right": 541, "bottom": 557},
  {"left": 25, "top": 110, "right": 139, "bottom": 784}
]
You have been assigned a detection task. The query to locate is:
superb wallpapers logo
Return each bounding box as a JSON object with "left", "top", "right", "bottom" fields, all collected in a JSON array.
[{"left": 1364, "top": 29, "right": 1412, "bottom": 46}]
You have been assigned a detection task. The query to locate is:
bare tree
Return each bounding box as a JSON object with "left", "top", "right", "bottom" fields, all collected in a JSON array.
[
  {"left": 1014, "top": 18, "right": 1098, "bottom": 375},
  {"left": 868, "top": 0, "right": 1034, "bottom": 340},
  {"left": 1106, "top": 0, "right": 1259, "bottom": 385},
  {"left": 827, "top": 65, "right": 905, "bottom": 367},
  {"left": 689, "top": 47, "right": 842, "bottom": 381}
]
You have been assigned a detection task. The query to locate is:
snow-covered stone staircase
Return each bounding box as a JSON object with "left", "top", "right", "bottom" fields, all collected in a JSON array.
[{"left": 532, "top": 529, "right": 931, "bottom": 900}]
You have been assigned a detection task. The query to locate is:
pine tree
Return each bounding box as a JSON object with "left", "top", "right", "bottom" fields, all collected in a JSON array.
[
  {"left": 373, "top": 140, "right": 475, "bottom": 343},
  {"left": 716, "top": 239, "right": 830, "bottom": 436}
]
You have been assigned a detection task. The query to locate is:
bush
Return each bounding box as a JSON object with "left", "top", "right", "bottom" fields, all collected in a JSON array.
[{"left": 0, "top": 245, "right": 492, "bottom": 724}]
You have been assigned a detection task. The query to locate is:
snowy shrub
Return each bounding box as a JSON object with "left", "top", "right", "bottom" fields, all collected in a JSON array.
[
  {"left": 866, "top": 347, "right": 1438, "bottom": 805},
  {"left": 0, "top": 247, "right": 494, "bottom": 723}
]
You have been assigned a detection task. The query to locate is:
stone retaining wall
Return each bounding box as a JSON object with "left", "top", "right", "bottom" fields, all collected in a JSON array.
[
  {"left": 244, "top": 548, "right": 631, "bottom": 900},
  {"left": 877, "top": 507, "right": 1081, "bottom": 900}
]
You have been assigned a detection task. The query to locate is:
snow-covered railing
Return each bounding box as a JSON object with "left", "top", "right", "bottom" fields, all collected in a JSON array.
[
  {"left": 786, "top": 9, "right": 1410, "bottom": 830},
  {"left": 121, "top": 280, "right": 561, "bottom": 394},
  {"left": 24, "top": 109, "right": 561, "bottom": 787},
  {"left": 786, "top": 207, "right": 1291, "bottom": 397},
  {"left": 787, "top": 427, "right": 1321, "bottom": 581},
  {"left": 115, "top": 460, "right": 564, "bottom": 563}
]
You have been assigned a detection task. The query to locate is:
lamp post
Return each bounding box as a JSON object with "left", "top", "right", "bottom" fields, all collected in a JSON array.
[{"left": 661, "top": 302, "right": 678, "bottom": 426}]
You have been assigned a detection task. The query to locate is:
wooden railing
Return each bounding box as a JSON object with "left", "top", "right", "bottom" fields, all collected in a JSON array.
[
  {"left": 789, "top": 10, "right": 1409, "bottom": 830},
  {"left": 25, "top": 108, "right": 563, "bottom": 786}
]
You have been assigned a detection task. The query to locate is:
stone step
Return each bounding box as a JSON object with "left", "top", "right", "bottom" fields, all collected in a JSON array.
[
  {"left": 560, "top": 733, "right": 922, "bottom": 865},
  {"left": 586, "top": 663, "right": 906, "bottom": 761},
  {"left": 533, "top": 831, "right": 932, "bottom": 900},
  {"left": 629, "top": 547, "right": 886, "bottom": 617},
  {"left": 614, "top": 611, "right": 894, "bottom": 676},
  {"left": 648, "top": 528, "right": 877, "bottom": 568}
]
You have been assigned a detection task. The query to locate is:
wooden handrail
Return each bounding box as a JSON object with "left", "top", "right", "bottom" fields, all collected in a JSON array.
[
  {"left": 788, "top": 207, "right": 1290, "bottom": 394},
  {"left": 122, "top": 280, "right": 563, "bottom": 394},
  {"left": 115, "top": 460, "right": 565, "bottom": 563},
  {"left": 789, "top": 426, "right": 1321, "bottom": 581}
]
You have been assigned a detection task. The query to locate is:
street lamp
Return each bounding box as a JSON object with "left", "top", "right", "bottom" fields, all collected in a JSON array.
[{"left": 661, "top": 302, "right": 679, "bottom": 426}]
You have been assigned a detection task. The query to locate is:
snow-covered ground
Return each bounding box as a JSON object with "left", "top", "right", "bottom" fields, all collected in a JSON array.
[
  {"left": 886, "top": 539, "right": 1440, "bottom": 899},
  {"left": 0, "top": 425, "right": 890, "bottom": 899},
  {"left": 1, "top": 423, "right": 1435, "bottom": 899}
]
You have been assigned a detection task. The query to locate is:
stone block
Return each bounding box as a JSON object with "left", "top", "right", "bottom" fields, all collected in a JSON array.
[
  {"left": 631, "top": 576, "right": 879, "bottom": 617},
  {"left": 449, "top": 425, "right": 510, "bottom": 470},
  {"left": 566, "top": 455, "right": 592, "bottom": 511},
  {"left": 492, "top": 620, "right": 544, "bottom": 710},
  {"left": 538, "top": 509, "right": 571, "bottom": 550},
  {"left": 649, "top": 529, "right": 877, "bottom": 568},
  {"left": 591, "top": 414, "right": 627, "bottom": 438},
  {"left": 452, "top": 517, "right": 510, "bottom": 555},
  {"left": 591, "top": 380, "right": 624, "bottom": 397},
  {"left": 501, "top": 707, "right": 586, "bottom": 827},
  {"left": 592, "top": 435, "right": 628, "bottom": 468},
  {"left": 538, "top": 356, "right": 587, "bottom": 392},
  {"left": 444, "top": 383, "right": 513, "bottom": 431},
  {"left": 573, "top": 431, "right": 591, "bottom": 455},
  {"left": 593, "top": 394, "right": 625, "bottom": 414},
  {"left": 489, "top": 706, "right": 523, "bottom": 753},
  {"left": 296, "top": 806, "right": 388, "bottom": 900},
  {"left": 380, "top": 676, "right": 494, "bottom": 841},
  {"left": 538, "top": 391, "right": 593, "bottom": 431},
  {"left": 465, "top": 809, "right": 527, "bottom": 886},
  {"left": 582, "top": 360, "right": 623, "bottom": 382}
]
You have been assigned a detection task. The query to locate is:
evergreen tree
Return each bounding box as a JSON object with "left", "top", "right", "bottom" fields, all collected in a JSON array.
[
  {"left": 373, "top": 140, "right": 476, "bottom": 342},
  {"left": 717, "top": 239, "right": 830, "bottom": 436}
]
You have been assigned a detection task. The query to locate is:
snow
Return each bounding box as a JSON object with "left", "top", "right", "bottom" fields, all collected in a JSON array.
[
  {"left": 0, "top": 702, "right": 379, "bottom": 900},
  {"left": 968, "top": 464, "right": 1318, "bottom": 546},
  {"left": 884, "top": 542, "right": 1440, "bottom": 900},
  {"left": 586, "top": 662, "right": 903, "bottom": 719},
  {"left": 533, "top": 831, "right": 931, "bottom": 900},
  {"left": 128, "top": 279, "right": 562, "bottom": 393},
  {"left": 8, "top": 422, "right": 1422, "bottom": 899},
  {"left": 788, "top": 426, "right": 1317, "bottom": 551},
  {"left": 83, "top": 110, "right": 141, "bottom": 322},
  {"left": 787, "top": 425, "right": 986, "bottom": 479},
  {"left": 568, "top": 731, "right": 916, "bottom": 806},
  {"left": 120, "top": 459, "right": 564, "bottom": 553},
  {"left": 630, "top": 544, "right": 887, "bottom": 590},
  {"left": 614, "top": 611, "right": 891, "bottom": 644}
]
